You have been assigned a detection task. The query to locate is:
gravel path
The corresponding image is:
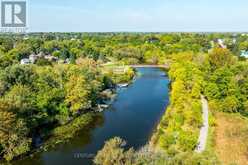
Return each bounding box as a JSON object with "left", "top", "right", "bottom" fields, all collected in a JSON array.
[{"left": 195, "top": 95, "right": 209, "bottom": 153}]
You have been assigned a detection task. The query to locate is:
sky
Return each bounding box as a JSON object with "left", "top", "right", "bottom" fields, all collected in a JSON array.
[{"left": 28, "top": 0, "right": 248, "bottom": 32}]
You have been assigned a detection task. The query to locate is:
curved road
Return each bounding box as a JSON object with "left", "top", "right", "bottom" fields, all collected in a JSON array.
[{"left": 195, "top": 95, "right": 209, "bottom": 153}]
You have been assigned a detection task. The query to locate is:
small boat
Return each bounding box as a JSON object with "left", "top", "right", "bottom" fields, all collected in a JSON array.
[
  {"left": 99, "top": 104, "right": 109, "bottom": 109},
  {"left": 117, "top": 83, "right": 129, "bottom": 88}
]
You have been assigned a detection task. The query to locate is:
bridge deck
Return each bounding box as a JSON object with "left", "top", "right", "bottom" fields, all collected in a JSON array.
[{"left": 129, "top": 65, "right": 169, "bottom": 69}]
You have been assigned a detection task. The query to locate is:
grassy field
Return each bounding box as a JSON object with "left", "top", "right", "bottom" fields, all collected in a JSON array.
[{"left": 214, "top": 112, "right": 248, "bottom": 165}]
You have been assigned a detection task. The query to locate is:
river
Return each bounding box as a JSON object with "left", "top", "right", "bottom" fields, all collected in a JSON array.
[{"left": 14, "top": 67, "right": 170, "bottom": 165}]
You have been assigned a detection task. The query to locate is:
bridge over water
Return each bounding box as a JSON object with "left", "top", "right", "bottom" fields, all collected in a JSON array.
[{"left": 129, "top": 64, "right": 169, "bottom": 69}]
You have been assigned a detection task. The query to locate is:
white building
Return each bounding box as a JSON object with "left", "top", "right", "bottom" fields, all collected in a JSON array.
[
  {"left": 29, "top": 54, "right": 38, "bottom": 64},
  {"left": 20, "top": 58, "right": 31, "bottom": 65},
  {"left": 217, "top": 39, "right": 227, "bottom": 49}
]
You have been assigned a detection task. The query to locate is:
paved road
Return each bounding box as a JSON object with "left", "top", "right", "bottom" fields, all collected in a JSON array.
[{"left": 195, "top": 95, "right": 209, "bottom": 153}]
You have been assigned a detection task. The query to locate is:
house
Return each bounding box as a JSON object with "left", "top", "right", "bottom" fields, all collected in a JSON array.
[
  {"left": 37, "top": 52, "right": 45, "bottom": 58},
  {"left": 20, "top": 58, "right": 31, "bottom": 65},
  {"left": 113, "top": 66, "right": 128, "bottom": 74},
  {"left": 232, "top": 39, "right": 237, "bottom": 44},
  {"left": 23, "top": 35, "right": 29, "bottom": 40},
  {"left": 29, "top": 54, "right": 38, "bottom": 64},
  {"left": 240, "top": 50, "right": 248, "bottom": 58},
  {"left": 146, "top": 37, "right": 160, "bottom": 43},
  {"left": 217, "top": 39, "right": 227, "bottom": 49},
  {"left": 65, "top": 58, "right": 70, "bottom": 64},
  {"left": 20, "top": 52, "right": 59, "bottom": 65}
]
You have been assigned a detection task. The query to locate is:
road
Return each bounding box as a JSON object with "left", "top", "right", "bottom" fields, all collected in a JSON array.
[{"left": 195, "top": 95, "right": 209, "bottom": 153}]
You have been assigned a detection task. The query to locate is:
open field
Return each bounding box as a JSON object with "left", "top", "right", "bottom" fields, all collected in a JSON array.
[{"left": 214, "top": 112, "right": 248, "bottom": 165}]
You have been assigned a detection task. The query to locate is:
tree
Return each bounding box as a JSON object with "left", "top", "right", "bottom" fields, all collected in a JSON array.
[
  {"left": 222, "top": 96, "right": 239, "bottom": 113},
  {"left": 94, "top": 137, "right": 135, "bottom": 165},
  {"left": 0, "top": 65, "right": 37, "bottom": 92},
  {"left": 4, "top": 84, "right": 34, "bottom": 116},
  {"left": 10, "top": 43, "right": 32, "bottom": 60},
  {"left": 35, "top": 58, "right": 52, "bottom": 66},
  {"left": 239, "top": 41, "right": 248, "bottom": 51},
  {"left": 65, "top": 75, "right": 91, "bottom": 114},
  {"left": 0, "top": 37, "right": 14, "bottom": 52},
  {"left": 52, "top": 50, "right": 61, "bottom": 58},
  {"left": 209, "top": 48, "right": 236, "bottom": 69},
  {"left": 0, "top": 99, "right": 31, "bottom": 161}
]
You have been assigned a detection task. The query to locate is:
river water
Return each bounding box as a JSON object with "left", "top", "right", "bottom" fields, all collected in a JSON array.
[{"left": 14, "top": 67, "right": 170, "bottom": 165}]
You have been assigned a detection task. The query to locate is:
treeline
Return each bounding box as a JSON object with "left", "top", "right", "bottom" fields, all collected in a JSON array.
[
  {"left": 1, "top": 33, "right": 247, "bottom": 69},
  {"left": 0, "top": 33, "right": 247, "bottom": 163},
  {"left": 94, "top": 48, "right": 247, "bottom": 165},
  {"left": 0, "top": 58, "right": 134, "bottom": 161},
  {"left": 93, "top": 137, "right": 218, "bottom": 165},
  {"left": 205, "top": 48, "right": 248, "bottom": 116},
  {"left": 154, "top": 47, "right": 248, "bottom": 152},
  {"left": 150, "top": 48, "right": 247, "bottom": 164},
  {"left": 154, "top": 52, "right": 204, "bottom": 152}
]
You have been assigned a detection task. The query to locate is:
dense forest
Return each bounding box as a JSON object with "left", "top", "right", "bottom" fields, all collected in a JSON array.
[{"left": 0, "top": 33, "right": 247, "bottom": 164}]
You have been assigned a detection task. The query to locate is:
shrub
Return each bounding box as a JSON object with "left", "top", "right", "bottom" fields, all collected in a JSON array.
[{"left": 94, "top": 137, "right": 135, "bottom": 165}]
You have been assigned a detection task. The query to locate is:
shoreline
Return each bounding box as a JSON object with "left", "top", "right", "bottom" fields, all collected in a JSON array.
[{"left": 5, "top": 74, "right": 136, "bottom": 164}]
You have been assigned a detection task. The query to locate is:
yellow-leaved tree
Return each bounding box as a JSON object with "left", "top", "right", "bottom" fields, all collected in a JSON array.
[{"left": 65, "top": 75, "right": 91, "bottom": 114}]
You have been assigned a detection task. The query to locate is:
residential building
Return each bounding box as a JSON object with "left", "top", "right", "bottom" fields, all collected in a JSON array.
[{"left": 20, "top": 58, "right": 31, "bottom": 65}]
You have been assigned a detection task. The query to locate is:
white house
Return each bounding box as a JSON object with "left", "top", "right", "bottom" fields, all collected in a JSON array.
[
  {"left": 37, "top": 52, "right": 45, "bottom": 58},
  {"left": 20, "top": 58, "right": 31, "bottom": 65},
  {"left": 65, "top": 58, "right": 70, "bottom": 64},
  {"left": 217, "top": 39, "right": 227, "bottom": 49},
  {"left": 29, "top": 54, "right": 38, "bottom": 64}
]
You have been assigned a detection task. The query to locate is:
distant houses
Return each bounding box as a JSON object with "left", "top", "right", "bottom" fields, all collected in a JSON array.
[
  {"left": 19, "top": 51, "right": 73, "bottom": 65},
  {"left": 29, "top": 54, "right": 38, "bottom": 64},
  {"left": 113, "top": 66, "right": 128, "bottom": 74},
  {"left": 58, "top": 58, "right": 70, "bottom": 64},
  {"left": 208, "top": 39, "right": 227, "bottom": 53},
  {"left": 20, "top": 53, "right": 40, "bottom": 65},
  {"left": 217, "top": 39, "right": 227, "bottom": 49},
  {"left": 146, "top": 37, "right": 160, "bottom": 43},
  {"left": 210, "top": 39, "right": 227, "bottom": 50},
  {"left": 20, "top": 52, "right": 59, "bottom": 65}
]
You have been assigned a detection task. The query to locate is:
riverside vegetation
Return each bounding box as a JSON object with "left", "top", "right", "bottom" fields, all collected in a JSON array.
[
  {"left": 0, "top": 33, "right": 247, "bottom": 164},
  {"left": 0, "top": 58, "right": 134, "bottom": 161},
  {"left": 95, "top": 50, "right": 248, "bottom": 165}
]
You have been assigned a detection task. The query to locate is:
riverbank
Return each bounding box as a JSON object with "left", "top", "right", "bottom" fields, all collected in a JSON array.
[
  {"left": 11, "top": 67, "right": 169, "bottom": 165},
  {"left": 4, "top": 67, "right": 136, "bottom": 164},
  {"left": 150, "top": 67, "right": 203, "bottom": 153},
  {"left": 0, "top": 113, "right": 95, "bottom": 165},
  {"left": 40, "top": 113, "right": 95, "bottom": 150},
  {"left": 6, "top": 94, "right": 115, "bottom": 164}
]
